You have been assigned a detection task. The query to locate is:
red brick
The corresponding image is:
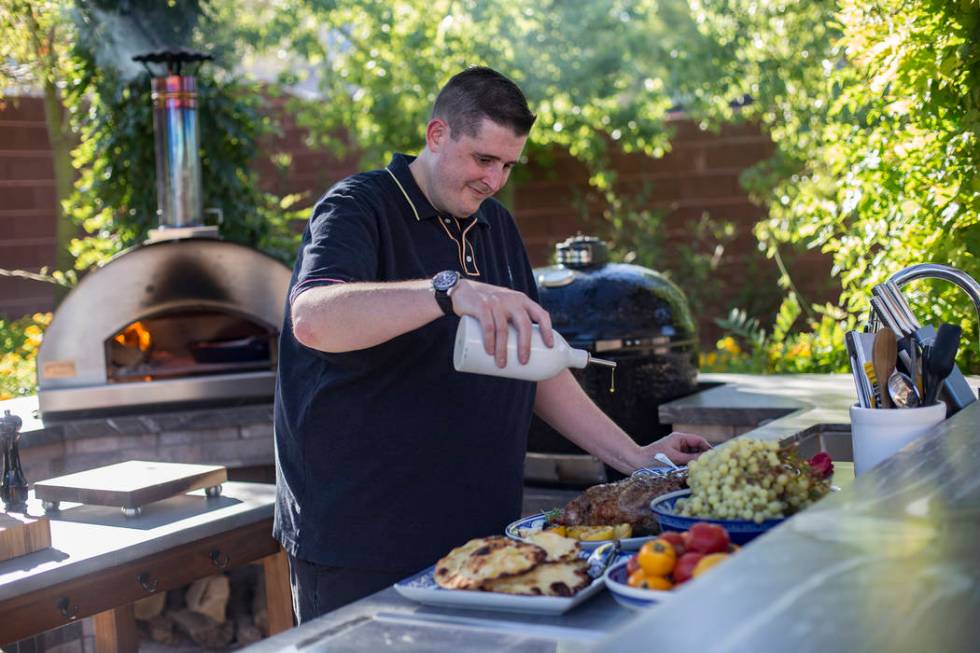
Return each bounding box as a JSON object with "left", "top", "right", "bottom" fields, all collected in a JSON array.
[
  {"left": 0, "top": 214, "right": 57, "bottom": 239},
  {"left": 0, "top": 125, "right": 51, "bottom": 151},
  {"left": 0, "top": 155, "right": 55, "bottom": 181},
  {"left": 0, "top": 186, "right": 40, "bottom": 210},
  {"left": 0, "top": 240, "right": 56, "bottom": 267},
  {"left": 702, "top": 140, "right": 774, "bottom": 170},
  {"left": 0, "top": 96, "right": 47, "bottom": 122}
]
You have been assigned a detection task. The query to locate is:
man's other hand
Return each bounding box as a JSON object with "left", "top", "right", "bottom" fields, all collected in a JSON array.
[
  {"left": 645, "top": 432, "right": 712, "bottom": 466},
  {"left": 450, "top": 278, "right": 554, "bottom": 368}
]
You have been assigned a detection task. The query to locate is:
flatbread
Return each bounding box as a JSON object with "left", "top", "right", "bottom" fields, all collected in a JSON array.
[
  {"left": 482, "top": 560, "right": 591, "bottom": 597},
  {"left": 523, "top": 530, "right": 580, "bottom": 562},
  {"left": 434, "top": 536, "right": 546, "bottom": 590}
]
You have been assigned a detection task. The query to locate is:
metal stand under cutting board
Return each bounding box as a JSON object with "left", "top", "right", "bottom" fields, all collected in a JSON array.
[{"left": 34, "top": 460, "right": 227, "bottom": 517}]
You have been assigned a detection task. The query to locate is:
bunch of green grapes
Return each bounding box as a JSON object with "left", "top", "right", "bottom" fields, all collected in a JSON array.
[{"left": 676, "top": 439, "right": 831, "bottom": 523}]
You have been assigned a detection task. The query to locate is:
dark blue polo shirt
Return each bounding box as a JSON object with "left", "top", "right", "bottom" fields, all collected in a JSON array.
[{"left": 274, "top": 153, "right": 539, "bottom": 573}]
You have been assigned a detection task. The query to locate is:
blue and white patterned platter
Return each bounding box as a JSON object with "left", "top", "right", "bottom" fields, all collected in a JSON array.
[
  {"left": 393, "top": 564, "right": 607, "bottom": 615},
  {"left": 603, "top": 558, "right": 673, "bottom": 611},
  {"left": 506, "top": 466, "right": 687, "bottom": 552}
]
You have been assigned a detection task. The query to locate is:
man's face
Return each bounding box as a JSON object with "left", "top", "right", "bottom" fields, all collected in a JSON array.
[{"left": 427, "top": 117, "right": 527, "bottom": 218}]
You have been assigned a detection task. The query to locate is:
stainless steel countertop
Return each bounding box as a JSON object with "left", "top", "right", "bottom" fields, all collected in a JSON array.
[{"left": 243, "top": 373, "right": 980, "bottom": 652}]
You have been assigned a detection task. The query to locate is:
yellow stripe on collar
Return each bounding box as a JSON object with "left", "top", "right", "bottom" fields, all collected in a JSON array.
[{"left": 385, "top": 167, "right": 420, "bottom": 221}]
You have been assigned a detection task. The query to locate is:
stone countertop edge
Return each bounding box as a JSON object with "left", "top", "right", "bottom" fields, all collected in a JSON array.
[
  {"left": 0, "top": 481, "right": 275, "bottom": 602},
  {"left": 0, "top": 395, "right": 275, "bottom": 449},
  {"left": 661, "top": 372, "right": 980, "bottom": 433}
]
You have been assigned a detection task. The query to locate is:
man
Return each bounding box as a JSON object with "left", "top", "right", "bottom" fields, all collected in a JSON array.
[{"left": 274, "top": 66, "right": 710, "bottom": 622}]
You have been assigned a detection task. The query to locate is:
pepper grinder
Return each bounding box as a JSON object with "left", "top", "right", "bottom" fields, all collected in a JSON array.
[{"left": 0, "top": 410, "right": 28, "bottom": 512}]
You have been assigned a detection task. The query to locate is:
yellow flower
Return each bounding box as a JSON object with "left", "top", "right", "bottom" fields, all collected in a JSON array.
[
  {"left": 717, "top": 336, "right": 741, "bottom": 356},
  {"left": 24, "top": 325, "right": 42, "bottom": 338}
]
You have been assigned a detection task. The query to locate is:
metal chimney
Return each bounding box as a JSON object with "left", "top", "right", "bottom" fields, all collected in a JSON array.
[{"left": 133, "top": 49, "right": 218, "bottom": 241}]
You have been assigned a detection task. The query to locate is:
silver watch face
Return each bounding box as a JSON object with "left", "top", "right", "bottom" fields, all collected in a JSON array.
[{"left": 432, "top": 270, "right": 460, "bottom": 292}]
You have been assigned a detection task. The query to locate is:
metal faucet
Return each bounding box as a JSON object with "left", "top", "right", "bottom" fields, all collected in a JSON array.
[
  {"left": 887, "top": 263, "right": 980, "bottom": 316},
  {"left": 867, "top": 263, "right": 979, "bottom": 412}
]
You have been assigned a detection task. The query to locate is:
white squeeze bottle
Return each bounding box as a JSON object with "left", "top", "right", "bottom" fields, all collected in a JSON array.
[{"left": 453, "top": 315, "right": 616, "bottom": 382}]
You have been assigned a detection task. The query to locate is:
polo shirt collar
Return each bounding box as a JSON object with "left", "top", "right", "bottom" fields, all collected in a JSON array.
[{"left": 386, "top": 153, "right": 490, "bottom": 227}]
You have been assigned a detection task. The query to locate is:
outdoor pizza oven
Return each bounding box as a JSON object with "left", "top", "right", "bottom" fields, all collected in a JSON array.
[
  {"left": 35, "top": 50, "right": 291, "bottom": 419},
  {"left": 526, "top": 235, "right": 699, "bottom": 485}
]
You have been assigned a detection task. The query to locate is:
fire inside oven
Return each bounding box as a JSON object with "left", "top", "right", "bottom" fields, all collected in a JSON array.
[{"left": 106, "top": 310, "right": 276, "bottom": 383}]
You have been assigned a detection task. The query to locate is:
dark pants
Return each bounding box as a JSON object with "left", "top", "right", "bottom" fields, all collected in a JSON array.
[{"left": 287, "top": 554, "right": 410, "bottom": 623}]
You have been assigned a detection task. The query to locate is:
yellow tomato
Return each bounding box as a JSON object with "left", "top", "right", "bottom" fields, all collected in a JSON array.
[
  {"left": 627, "top": 569, "right": 648, "bottom": 588},
  {"left": 637, "top": 539, "right": 677, "bottom": 577},
  {"left": 692, "top": 552, "right": 730, "bottom": 578},
  {"left": 644, "top": 575, "right": 673, "bottom": 591}
]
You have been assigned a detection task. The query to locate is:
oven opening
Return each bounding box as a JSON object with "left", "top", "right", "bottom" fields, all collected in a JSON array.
[{"left": 106, "top": 310, "right": 277, "bottom": 383}]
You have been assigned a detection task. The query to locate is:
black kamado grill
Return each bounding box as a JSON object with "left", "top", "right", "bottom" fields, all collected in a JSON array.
[{"left": 526, "top": 235, "right": 699, "bottom": 486}]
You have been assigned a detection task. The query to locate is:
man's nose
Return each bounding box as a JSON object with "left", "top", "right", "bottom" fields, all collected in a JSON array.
[{"left": 483, "top": 165, "right": 508, "bottom": 193}]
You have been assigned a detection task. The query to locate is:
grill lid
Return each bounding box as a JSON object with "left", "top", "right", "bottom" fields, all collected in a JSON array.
[{"left": 535, "top": 235, "right": 697, "bottom": 352}]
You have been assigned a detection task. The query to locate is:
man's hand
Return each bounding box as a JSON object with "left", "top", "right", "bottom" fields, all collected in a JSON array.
[
  {"left": 450, "top": 278, "right": 553, "bottom": 367},
  {"left": 642, "top": 432, "right": 712, "bottom": 466}
]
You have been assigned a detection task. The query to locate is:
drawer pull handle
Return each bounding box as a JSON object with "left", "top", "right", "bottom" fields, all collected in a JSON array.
[
  {"left": 138, "top": 572, "right": 160, "bottom": 593},
  {"left": 210, "top": 549, "right": 230, "bottom": 569},
  {"left": 57, "top": 597, "right": 79, "bottom": 620}
]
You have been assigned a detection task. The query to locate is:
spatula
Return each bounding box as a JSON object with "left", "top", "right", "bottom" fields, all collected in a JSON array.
[
  {"left": 922, "top": 323, "right": 962, "bottom": 406},
  {"left": 873, "top": 328, "right": 898, "bottom": 408}
]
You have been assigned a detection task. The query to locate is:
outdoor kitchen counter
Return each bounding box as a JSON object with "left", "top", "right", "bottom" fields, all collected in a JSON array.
[
  {"left": 241, "top": 373, "right": 980, "bottom": 652},
  {"left": 0, "top": 481, "right": 292, "bottom": 650}
]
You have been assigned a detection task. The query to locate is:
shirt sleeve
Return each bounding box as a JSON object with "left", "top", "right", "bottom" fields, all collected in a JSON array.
[{"left": 288, "top": 190, "right": 379, "bottom": 306}]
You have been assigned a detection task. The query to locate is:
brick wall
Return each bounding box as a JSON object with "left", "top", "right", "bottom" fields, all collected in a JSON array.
[
  {"left": 514, "top": 116, "right": 835, "bottom": 342},
  {"left": 0, "top": 96, "right": 59, "bottom": 318},
  {"left": 0, "top": 95, "right": 834, "bottom": 343}
]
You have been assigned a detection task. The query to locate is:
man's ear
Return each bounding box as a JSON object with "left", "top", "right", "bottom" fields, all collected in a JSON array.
[{"left": 425, "top": 118, "right": 450, "bottom": 152}]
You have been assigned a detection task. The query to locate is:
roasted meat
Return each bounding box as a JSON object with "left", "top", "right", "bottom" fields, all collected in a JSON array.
[{"left": 558, "top": 474, "right": 687, "bottom": 534}]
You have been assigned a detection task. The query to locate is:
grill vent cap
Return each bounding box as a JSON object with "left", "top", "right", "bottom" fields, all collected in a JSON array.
[{"left": 556, "top": 235, "right": 609, "bottom": 269}]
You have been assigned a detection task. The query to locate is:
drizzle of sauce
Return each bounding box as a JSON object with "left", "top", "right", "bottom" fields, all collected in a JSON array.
[{"left": 609, "top": 366, "right": 616, "bottom": 394}]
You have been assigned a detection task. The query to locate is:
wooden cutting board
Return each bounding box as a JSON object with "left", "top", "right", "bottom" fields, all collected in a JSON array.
[
  {"left": 0, "top": 512, "right": 51, "bottom": 562},
  {"left": 34, "top": 460, "right": 228, "bottom": 509}
]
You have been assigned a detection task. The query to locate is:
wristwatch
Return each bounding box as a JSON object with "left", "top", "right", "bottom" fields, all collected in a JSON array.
[{"left": 431, "top": 270, "right": 461, "bottom": 316}]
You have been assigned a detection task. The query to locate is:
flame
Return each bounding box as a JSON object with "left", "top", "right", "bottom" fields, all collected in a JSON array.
[{"left": 114, "top": 321, "right": 152, "bottom": 352}]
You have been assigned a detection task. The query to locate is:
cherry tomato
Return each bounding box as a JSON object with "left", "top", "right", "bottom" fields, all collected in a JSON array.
[
  {"left": 686, "top": 523, "right": 730, "bottom": 555},
  {"left": 658, "top": 531, "right": 686, "bottom": 556},
  {"left": 637, "top": 538, "right": 677, "bottom": 577},
  {"left": 672, "top": 552, "right": 704, "bottom": 584}
]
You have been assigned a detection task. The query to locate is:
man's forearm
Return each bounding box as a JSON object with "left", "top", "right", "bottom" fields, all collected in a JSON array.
[
  {"left": 534, "top": 370, "right": 644, "bottom": 474},
  {"left": 292, "top": 280, "right": 442, "bottom": 352}
]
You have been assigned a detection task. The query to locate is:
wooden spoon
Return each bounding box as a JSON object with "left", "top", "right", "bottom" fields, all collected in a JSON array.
[{"left": 873, "top": 328, "right": 898, "bottom": 408}]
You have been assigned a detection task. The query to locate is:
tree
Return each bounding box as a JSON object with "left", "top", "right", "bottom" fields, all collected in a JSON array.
[
  {"left": 64, "top": 0, "right": 304, "bottom": 268},
  {"left": 0, "top": 1, "right": 77, "bottom": 300},
  {"left": 684, "top": 0, "right": 980, "bottom": 371},
  {"left": 218, "top": 0, "right": 736, "bottom": 312}
]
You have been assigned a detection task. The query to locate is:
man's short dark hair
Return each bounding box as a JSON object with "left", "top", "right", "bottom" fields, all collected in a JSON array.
[{"left": 432, "top": 66, "right": 536, "bottom": 139}]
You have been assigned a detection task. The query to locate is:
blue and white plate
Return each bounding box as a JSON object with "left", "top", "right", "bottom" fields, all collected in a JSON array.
[
  {"left": 649, "top": 489, "right": 785, "bottom": 545},
  {"left": 505, "top": 512, "right": 660, "bottom": 552},
  {"left": 393, "top": 564, "right": 607, "bottom": 615},
  {"left": 603, "top": 558, "right": 673, "bottom": 610}
]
